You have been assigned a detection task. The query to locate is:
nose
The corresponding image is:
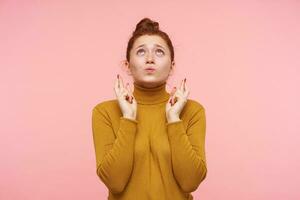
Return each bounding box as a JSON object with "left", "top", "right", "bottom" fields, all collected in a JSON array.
[{"left": 146, "top": 53, "right": 155, "bottom": 64}]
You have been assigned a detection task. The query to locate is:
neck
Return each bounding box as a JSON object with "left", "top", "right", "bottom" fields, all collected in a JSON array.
[{"left": 133, "top": 81, "right": 170, "bottom": 105}]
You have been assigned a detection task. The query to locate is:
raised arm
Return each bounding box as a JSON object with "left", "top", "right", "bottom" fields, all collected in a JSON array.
[
  {"left": 92, "top": 106, "right": 138, "bottom": 194},
  {"left": 166, "top": 106, "right": 207, "bottom": 193}
]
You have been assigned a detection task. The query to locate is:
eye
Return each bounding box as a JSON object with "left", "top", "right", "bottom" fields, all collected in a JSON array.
[
  {"left": 156, "top": 49, "right": 164, "bottom": 55},
  {"left": 137, "top": 49, "right": 145, "bottom": 55}
]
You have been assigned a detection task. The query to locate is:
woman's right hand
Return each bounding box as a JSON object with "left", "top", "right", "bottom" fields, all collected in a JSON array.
[{"left": 114, "top": 74, "right": 137, "bottom": 120}]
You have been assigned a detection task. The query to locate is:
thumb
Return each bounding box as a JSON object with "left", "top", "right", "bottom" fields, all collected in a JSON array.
[{"left": 169, "top": 87, "right": 176, "bottom": 105}]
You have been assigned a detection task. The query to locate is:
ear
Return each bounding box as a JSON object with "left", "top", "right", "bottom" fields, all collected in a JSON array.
[
  {"left": 169, "top": 61, "right": 175, "bottom": 76},
  {"left": 124, "top": 60, "right": 132, "bottom": 76}
]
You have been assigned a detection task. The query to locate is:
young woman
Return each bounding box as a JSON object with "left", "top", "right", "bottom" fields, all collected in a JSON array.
[{"left": 92, "top": 17, "right": 207, "bottom": 200}]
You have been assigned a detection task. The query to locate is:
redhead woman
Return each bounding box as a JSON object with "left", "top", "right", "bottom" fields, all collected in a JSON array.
[{"left": 92, "top": 17, "right": 207, "bottom": 200}]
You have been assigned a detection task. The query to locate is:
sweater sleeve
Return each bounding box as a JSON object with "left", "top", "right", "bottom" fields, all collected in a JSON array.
[
  {"left": 166, "top": 106, "right": 207, "bottom": 193},
  {"left": 92, "top": 106, "right": 138, "bottom": 194}
]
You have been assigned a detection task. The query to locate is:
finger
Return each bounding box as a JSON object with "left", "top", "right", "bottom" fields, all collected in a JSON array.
[
  {"left": 115, "top": 74, "right": 119, "bottom": 89},
  {"left": 173, "top": 96, "right": 178, "bottom": 104},
  {"left": 168, "top": 87, "right": 175, "bottom": 104},
  {"left": 180, "top": 78, "right": 184, "bottom": 92},
  {"left": 128, "top": 84, "right": 135, "bottom": 103},
  {"left": 118, "top": 74, "right": 125, "bottom": 90},
  {"left": 170, "top": 86, "right": 176, "bottom": 96},
  {"left": 117, "top": 74, "right": 121, "bottom": 89},
  {"left": 184, "top": 82, "right": 189, "bottom": 96},
  {"left": 126, "top": 83, "right": 133, "bottom": 103},
  {"left": 173, "top": 89, "right": 186, "bottom": 104},
  {"left": 127, "top": 82, "right": 133, "bottom": 95},
  {"left": 114, "top": 75, "right": 121, "bottom": 96},
  {"left": 126, "top": 82, "right": 129, "bottom": 92},
  {"left": 169, "top": 87, "right": 176, "bottom": 99},
  {"left": 170, "top": 87, "right": 177, "bottom": 105},
  {"left": 125, "top": 94, "right": 130, "bottom": 101},
  {"left": 122, "top": 90, "right": 130, "bottom": 102}
]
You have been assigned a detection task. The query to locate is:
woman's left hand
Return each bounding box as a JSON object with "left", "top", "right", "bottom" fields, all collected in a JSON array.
[{"left": 166, "top": 78, "right": 190, "bottom": 123}]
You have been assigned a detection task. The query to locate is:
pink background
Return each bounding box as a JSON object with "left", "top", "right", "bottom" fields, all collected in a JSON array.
[{"left": 1, "top": 0, "right": 300, "bottom": 199}]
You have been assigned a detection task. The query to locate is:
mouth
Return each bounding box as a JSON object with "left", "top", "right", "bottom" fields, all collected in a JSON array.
[{"left": 145, "top": 68, "right": 156, "bottom": 73}]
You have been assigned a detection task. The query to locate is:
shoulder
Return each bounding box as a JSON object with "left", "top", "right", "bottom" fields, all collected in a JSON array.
[
  {"left": 92, "top": 99, "right": 119, "bottom": 113},
  {"left": 185, "top": 98, "right": 206, "bottom": 112},
  {"left": 179, "top": 98, "right": 205, "bottom": 121}
]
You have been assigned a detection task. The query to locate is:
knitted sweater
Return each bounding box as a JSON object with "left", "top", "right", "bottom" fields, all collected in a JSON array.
[{"left": 92, "top": 81, "right": 207, "bottom": 200}]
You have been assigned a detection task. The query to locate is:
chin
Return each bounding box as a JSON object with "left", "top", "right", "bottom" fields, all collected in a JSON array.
[
  {"left": 143, "top": 79, "right": 161, "bottom": 85},
  {"left": 141, "top": 78, "right": 166, "bottom": 86}
]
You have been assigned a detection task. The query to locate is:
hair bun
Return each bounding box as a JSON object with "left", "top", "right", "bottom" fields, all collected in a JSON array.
[
  {"left": 133, "top": 17, "right": 159, "bottom": 34},
  {"left": 126, "top": 17, "right": 174, "bottom": 62}
]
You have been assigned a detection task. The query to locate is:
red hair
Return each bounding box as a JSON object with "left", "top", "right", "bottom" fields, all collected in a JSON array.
[{"left": 126, "top": 17, "right": 174, "bottom": 62}]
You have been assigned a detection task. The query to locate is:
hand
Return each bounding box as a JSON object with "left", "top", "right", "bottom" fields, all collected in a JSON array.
[
  {"left": 114, "top": 74, "right": 137, "bottom": 120},
  {"left": 166, "top": 78, "right": 190, "bottom": 123}
]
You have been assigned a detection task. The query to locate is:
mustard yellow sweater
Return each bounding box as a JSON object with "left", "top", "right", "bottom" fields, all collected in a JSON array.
[{"left": 92, "top": 82, "right": 207, "bottom": 200}]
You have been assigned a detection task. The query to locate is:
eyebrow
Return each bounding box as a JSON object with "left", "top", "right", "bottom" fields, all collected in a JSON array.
[{"left": 135, "top": 44, "right": 165, "bottom": 50}]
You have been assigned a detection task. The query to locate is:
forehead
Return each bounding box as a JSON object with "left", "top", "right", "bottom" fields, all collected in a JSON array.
[{"left": 133, "top": 35, "right": 168, "bottom": 49}]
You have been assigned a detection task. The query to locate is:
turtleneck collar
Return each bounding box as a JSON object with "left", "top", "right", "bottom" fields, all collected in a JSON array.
[{"left": 133, "top": 81, "right": 170, "bottom": 105}]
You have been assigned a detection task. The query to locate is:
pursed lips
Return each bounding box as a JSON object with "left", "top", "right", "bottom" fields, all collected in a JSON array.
[
  {"left": 145, "top": 68, "right": 156, "bottom": 73},
  {"left": 145, "top": 66, "right": 156, "bottom": 70}
]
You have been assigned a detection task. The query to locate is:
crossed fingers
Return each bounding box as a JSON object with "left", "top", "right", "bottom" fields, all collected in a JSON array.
[
  {"left": 115, "top": 74, "right": 133, "bottom": 103},
  {"left": 169, "top": 78, "right": 188, "bottom": 105}
]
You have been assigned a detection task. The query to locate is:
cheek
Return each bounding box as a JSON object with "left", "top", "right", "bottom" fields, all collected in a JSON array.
[
  {"left": 157, "top": 66, "right": 171, "bottom": 78},
  {"left": 161, "top": 68, "right": 171, "bottom": 76},
  {"left": 130, "top": 57, "right": 144, "bottom": 68},
  {"left": 158, "top": 60, "right": 172, "bottom": 71},
  {"left": 129, "top": 65, "right": 143, "bottom": 76},
  {"left": 157, "top": 56, "right": 171, "bottom": 64}
]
